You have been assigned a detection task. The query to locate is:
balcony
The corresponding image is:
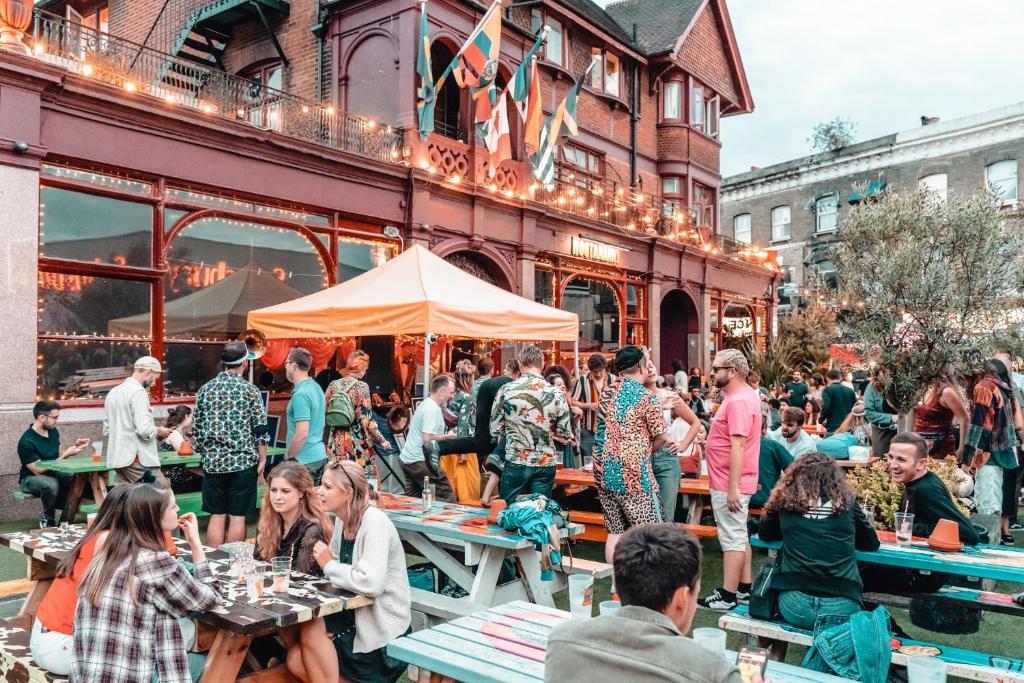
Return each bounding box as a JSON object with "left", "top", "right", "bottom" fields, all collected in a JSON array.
[{"left": 30, "top": 10, "right": 401, "bottom": 164}]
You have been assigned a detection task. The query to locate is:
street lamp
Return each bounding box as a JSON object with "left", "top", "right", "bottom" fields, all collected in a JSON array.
[{"left": 383, "top": 225, "right": 404, "bottom": 252}]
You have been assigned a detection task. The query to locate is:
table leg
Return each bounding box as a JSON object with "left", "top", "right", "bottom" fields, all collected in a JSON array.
[
  {"left": 19, "top": 578, "right": 53, "bottom": 618},
  {"left": 466, "top": 546, "right": 505, "bottom": 607},
  {"left": 201, "top": 629, "right": 252, "bottom": 682},
  {"left": 513, "top": 546, "right": 555, "bottom": 608},
  {"left": 88, "top": 472, "right": 108, "bottom": 505},
  {"left": 62, "top": 474, "right": 87, "bottom": 524}
]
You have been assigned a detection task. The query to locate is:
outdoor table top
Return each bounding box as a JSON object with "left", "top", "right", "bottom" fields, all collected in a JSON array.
[
  {"left": 386, "top": 600, "right": 845, "bottom": 683},
  {"left": 752, "top": 531, "right": 1024, "bottom": 584},
  {"left": 0, "top": 525, "right": 371, "bottom": 637},
  {"left": 36, "top": 446, "right": 287, "bottom": 474},
  {"left": 378, "top": 493, "right": 583, "bottom": 550}
]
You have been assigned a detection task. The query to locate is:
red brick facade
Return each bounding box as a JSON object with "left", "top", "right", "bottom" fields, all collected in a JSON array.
[{"left": 676, "top": 5, "right": 738, "bottom": 105}]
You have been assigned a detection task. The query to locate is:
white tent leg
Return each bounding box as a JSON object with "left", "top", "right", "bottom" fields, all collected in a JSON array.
[
  {"left": 422, "top": 333, "right": 432, "bottom": 398},
  {"left": 574, "top": 340, "right": 580, "bottom": 382}
]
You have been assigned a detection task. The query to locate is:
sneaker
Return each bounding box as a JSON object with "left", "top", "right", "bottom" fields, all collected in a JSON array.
[
  {"left": 698, "top": 588, "right": 738, "bottom": 611},
  {"left": 1001, "top": 534, "right": 1016, "bottom": 547},
  {"left": 736, "top": 590, "right": 750, "bottom": 605},
  {"left": 39, "top": 515, "right": 52, "bottom": 529},
  {"left": 1010, "top": 522, "right": 1023, "bottom": 531}
]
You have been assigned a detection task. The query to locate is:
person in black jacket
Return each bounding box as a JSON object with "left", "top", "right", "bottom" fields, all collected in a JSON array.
[{"left": 758, "top": 452, "right": 880, "bottom": 630}]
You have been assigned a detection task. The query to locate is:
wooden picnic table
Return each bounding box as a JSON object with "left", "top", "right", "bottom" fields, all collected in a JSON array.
[
  {"left": 377, "top": 493, "right": 583, "bottom": 622},
  {"left": 38, "top": 446, "right": 287, "bottom": 523},
  {"left": 0, "top": 524, "right": 370, "bottom": 682},
  {"left": 386, "top": 600, "right": 846, "bottom": 683}
]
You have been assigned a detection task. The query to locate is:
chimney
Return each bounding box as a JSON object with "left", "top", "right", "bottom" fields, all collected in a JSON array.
[
  {"left": 750, "top": 165, "right": 760, "bottom": 171},
  {"left": 920, "top": 116, "right": 940, "bottom": 126}
]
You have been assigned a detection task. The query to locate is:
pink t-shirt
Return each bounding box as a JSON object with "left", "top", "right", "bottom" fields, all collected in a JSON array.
[{"left": 705, "top": 384, "right": 762, "bottom": 494}]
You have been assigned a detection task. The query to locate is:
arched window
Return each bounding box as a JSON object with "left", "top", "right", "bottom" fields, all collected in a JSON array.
[
  {"left": 432, "top": 41, "right": 463, "bottom": 141},
  {"left": 561, "top": 276, "right": 621, "bottom": 352}
]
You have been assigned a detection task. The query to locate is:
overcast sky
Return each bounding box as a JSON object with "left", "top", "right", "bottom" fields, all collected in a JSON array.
[{"left": 710, "top": 0, "right": 1024, "bottom": 176}]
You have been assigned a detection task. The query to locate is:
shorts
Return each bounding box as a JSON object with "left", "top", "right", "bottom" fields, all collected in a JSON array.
[
  {"left": 710, "top": 489, "right": 751, "bottom": 551},
  {"left": 597, "top": 488, "right": 662, "bottom": 535},
  {"left": 202, "top": 467, "right": 258, "bottom": 517}
]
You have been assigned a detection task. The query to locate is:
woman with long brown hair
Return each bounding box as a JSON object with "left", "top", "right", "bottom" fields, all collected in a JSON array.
[
  {"left": 758, "top": 452, "right": 880, "bottom": 630},
  {"left": 73, "top": 483, "right": 219, "bottom": 682},
  {"left": 256, "top": 462, "right": 336, "bottom": 683},
  {"left": 308, "top": 460, "right": 411, "bottom": 683}
]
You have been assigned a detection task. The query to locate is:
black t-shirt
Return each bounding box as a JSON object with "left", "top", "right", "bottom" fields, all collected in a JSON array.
[
  {"left": 17, "top": 426, "right": 60, "bottom": 482},
  {"left": 785, "top": 381, "right": 809, "bottom": 407}
]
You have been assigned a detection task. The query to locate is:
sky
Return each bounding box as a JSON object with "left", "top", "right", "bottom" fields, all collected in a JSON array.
[{"left": 711, "top": 0, "right": 1024, "bottom": 176}]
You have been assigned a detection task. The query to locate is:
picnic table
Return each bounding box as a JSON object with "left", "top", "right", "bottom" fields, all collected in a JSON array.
[
  {"left": 556, "top": 468, "right": 715, "bottom": 525},
  {"left": 377, "top": 493, "right": 583, "bottom": 622},
  {"left": 0, "top": 524, "right": 371, "bottom": 682},
  {"left": 386, "top": 600, "right": 846, "bottom": 683},
  {"left": 37, "top": 446, "right": 287, "bottom": 522}
]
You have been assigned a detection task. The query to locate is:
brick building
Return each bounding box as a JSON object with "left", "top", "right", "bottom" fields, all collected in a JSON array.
[
  {"left": 721, "top": 104, "right": 1024, "bottom": 311},
  {"left": 0, "top": 0, "right": 776, "bottom": 517}
]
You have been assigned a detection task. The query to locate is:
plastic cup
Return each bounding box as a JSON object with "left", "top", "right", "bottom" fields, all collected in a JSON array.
[
  {"left": 895, "top": 512, "right": 915, "bottom": 544},
  {"left": 91, "top": 441, "right": 103, "bottom": 463},
  {"left": 907, "top": 656, "right": 946, "bottom": 683},
  {"left": 692, "top": 627, "right": 727, "bottom": 657},
  {"left": 598, "top": 600, "right": 621, "bottom": 616},
  {"left": 246, "top": 562, "right": 267, "bottom": 600},
  {"left": 567, "top": 574, "right": 594, "bottom": 619},
  {"left": 271, "top": 555, "right": 292, "bottom": 593}
]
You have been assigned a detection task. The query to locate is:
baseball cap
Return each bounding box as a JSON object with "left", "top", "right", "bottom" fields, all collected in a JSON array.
[
  {"left": 223, "top": 341, "right": 256, "bottom": 366},
  {"left": 134, "top": 356, "right": 164, "bottom": 373}
]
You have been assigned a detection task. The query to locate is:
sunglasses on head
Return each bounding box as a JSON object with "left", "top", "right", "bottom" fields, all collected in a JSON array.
[{"left": 326, "top": 459, "right": 358, "bottom": 488}]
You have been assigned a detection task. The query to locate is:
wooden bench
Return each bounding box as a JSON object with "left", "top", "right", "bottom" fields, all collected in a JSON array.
[
  {"left": 0, "top": 615, "right": 67, "bottom": 682},
  {"left": 719, "top": 604, "right": 1024, "bottom": 682},
  {"left": 567, "top": 510, "right": 717, "bottom": 542},
  {"left": 557, "top": 557, "right": 614, "bottom": 580}
]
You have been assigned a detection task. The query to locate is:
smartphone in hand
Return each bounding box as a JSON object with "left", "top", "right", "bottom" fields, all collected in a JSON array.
[{"left": 736, "top": 647, "right": 769, "bottom": 683}]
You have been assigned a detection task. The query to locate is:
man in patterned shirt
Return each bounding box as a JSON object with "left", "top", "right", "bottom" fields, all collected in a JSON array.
[
  {"left": 490, "top": 345, "right": 573, "bottom": 502},
  {"left": 594, "top": 346, "right": 674, "bottom": 563},
  {"left": 192, "top": 341, "right": 269, "bottom": 547},
  {"left": 571, "top": 353, "right": 615, "bottom": 467}
]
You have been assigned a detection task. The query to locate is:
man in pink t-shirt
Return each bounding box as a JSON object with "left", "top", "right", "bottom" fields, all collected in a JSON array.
[{"left": 698, "top": 349, "right": 762, "bottom": 611}]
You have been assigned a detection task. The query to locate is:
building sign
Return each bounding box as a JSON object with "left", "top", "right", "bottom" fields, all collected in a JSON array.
[{"left": 571, "top": 237, "right": 620, "bottom": 264}]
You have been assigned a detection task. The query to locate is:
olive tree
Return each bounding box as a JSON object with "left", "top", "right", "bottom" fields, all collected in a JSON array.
[{"left": 836, "top": 188, "right": 1024, "bottom": 420}]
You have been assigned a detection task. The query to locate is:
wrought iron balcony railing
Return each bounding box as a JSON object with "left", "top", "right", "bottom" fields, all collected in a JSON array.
[{"left": 31, "top": 9, "right": 402, "bottom": 165}]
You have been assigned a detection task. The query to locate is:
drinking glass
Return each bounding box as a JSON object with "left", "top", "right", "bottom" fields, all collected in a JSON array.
[
  {"left": 271, "top": 556, "right": 292, "bottom": 593},
  {"left": 895, "top": 512, "right": 915, "bottom": 544},
  {"left": 907, "top": 656, "right": 946, "bottom": 683},
  {"left": 59, "top": 522, "right": 70, "bottom": 541},
  {"left": 246, "top": 562, "right": 267, "bottom": 601},
  {"left": 692, "top": 627, "right": 727, "bottom": 657},
  {"left": 567, "top": 574, "right": 594, "bottom": 619},
  {"left": 863, "top": 504, "right": 875, "bottom": 527}
]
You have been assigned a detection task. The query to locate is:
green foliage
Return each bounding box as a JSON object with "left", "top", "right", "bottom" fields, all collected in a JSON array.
[
  {"left": 836, "top": 188, "right": 1024, "bottom": 413},
  {"left": 743, "top": 338, "right": 794, "bottom": 389},
  {"left": 809, "top": 117, "right": 857, "bottom": 153},
  {"left": 776, "top": 303, "right": 835, "bottom": 374},
  {"left": 848, "top": 457, "right": 969, "bottom": 530}
]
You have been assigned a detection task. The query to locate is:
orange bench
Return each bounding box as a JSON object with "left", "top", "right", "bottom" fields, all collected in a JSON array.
[{"left": 568, "top": 510, "right": 718, "bottom": 542}]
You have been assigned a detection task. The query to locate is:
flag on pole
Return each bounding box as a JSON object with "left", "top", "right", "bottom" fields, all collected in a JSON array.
[
  {"left": 508, "top": 28, "right": 547, "bottom": 118},
  {"left": 522, "top": 56, "right": 542, "bottom": 154},
  {"left": 530, "top": 58, "right": 597, "bottom": 188},
  {"left": 449, "top": 1, "right": 502, "bottom": 141},
  {"left": 484, "top": 92, "right": 512, "bottom": 177},
  {"left": 415, "top": 1, "right": 436, "bottom": 140}
]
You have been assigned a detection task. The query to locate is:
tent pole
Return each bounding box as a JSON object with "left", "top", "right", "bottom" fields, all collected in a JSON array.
[
  {"left": 422, "top": 333, "right": 432, "bottom": 398},
  {"left": 574, "top": 340, "right": 580, "bottom": 382}
]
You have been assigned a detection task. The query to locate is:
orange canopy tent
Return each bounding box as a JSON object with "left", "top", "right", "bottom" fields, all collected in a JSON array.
[{"left": 246, "top": 244, "right": 578, "bottom": 342}]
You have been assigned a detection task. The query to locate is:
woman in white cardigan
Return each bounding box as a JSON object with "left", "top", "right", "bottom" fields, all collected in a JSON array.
[{"left": 312, "top": 459, "right": 411, "bottom": 683}]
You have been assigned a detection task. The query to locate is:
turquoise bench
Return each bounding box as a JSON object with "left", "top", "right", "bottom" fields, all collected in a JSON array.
[{"left": 719, "top": 604, "right": 1024, "bottom": 682}]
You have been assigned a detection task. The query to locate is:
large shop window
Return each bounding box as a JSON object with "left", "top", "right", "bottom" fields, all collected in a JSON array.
[
  {"left": 561, "top": 277, "right": 621, "bottom": 353},
  {"left": 40, "top": 187, "right": 152, "bottom": 266}
]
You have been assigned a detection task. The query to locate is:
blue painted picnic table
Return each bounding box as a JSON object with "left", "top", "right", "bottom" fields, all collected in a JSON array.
[
  {"left": 378, "top": 494, "right": 584, "bottom": 618},
  {"left": 751, "top": 533, "right": 1024, "bottom": 584},
  {"left": 386, "top": 600, "right": 847, "bottom": 683}
]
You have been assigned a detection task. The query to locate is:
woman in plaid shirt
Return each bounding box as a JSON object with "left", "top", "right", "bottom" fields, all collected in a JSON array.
[{"left": 72, "top": 484, "right": 220, "bottom": 682}]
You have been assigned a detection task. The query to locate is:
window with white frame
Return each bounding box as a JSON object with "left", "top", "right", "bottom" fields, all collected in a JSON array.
[
  {"left": 815, "top": 194, "right": 838, "bottom": 233},
  {"left": 690, "top": 84, "right": 704, "bottom": 130},
  {"left": 604, "top": 53, "right": 620, "bottom": 97},
  {"left": 771, "top": 206, "right": 791, "bottom": 241},
  {"left": 986, "top": 160, "right": 1018, "bottom": 203},
  {"left": 733, "top": 214, "right": 751, "bottom": 243},
  {"left": 918, "top": 173, "right": 947, "bottom": 202},
  {"left": 691, "top": 183, "right": 714, "bottom": 229},
  {"left": 662, "top": 177, "right": 682, "bottom": 218},
  {"left": 663, "top": 81, "right": 681, "bottom": 119},
  {"left": 590, "top": 48, "right": 603, "bottom": 90},
  {"left": 662, "top": 177, "right": 680, "bottom": 195},
  {"left": 707, "top": 96, "right": 719, "bottom": 138},
  {"left": 546, "top": 17, "right": 564, "bottom": 66}
]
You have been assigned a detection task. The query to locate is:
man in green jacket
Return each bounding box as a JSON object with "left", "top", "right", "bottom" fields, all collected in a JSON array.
[{"left": 819, "top": 369, "right": 857, "bottom": 436}]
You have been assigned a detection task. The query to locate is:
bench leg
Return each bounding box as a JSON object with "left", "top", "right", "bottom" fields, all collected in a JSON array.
[
  {"left": 19, "top": 578, "right": 53, "bottom": 618},
  {"left": 202, "top": 630, "right": 252, "bottom": 682},
  {"left": 758, "top": 636, "right": 788, "bottom": 662},
  {"left": 88, "top": 472, "right": 108, "bottom": 505}
]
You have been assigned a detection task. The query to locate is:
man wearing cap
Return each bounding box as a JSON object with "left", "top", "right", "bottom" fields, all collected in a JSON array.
[
  {"left": 698, "top": 349, "right": 762, "bottom": 611},
  {"left": 593, "top": 346, "right": 675, "bottom": 564},
  {"left": 103, "top": 356, "right": 172, "bottom": 485},
  {"left": 192, "top": 341, "right": 269, "bottom": 547}
]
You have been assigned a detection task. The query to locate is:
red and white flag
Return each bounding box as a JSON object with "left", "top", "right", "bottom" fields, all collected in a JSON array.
[{"left": 485, "top": 92, "right": 512, "bottom": 177}]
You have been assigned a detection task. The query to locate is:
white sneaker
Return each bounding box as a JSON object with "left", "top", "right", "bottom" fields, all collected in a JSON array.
[{"left": 698, "top": 588, "right": 738, "bottom": 611}]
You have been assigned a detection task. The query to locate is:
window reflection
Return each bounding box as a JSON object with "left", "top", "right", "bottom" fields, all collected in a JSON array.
[
  {"left": 561, "top": 277, "right": 621, "bottom": 352},
  {"left": 40, "top": 187, "right": 152, "bottom": 267}
]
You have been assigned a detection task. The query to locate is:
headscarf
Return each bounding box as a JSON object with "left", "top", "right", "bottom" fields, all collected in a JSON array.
[{"left": 345, "top": 351, "right": 370, "bottom": 376}]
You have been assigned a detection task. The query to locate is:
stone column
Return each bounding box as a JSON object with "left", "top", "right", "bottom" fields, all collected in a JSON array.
[
  {"left": 699, "top": 286, "right": 713, "bottom": 371},
  {"left": 648, "top": 279, "right": 662, "bottom": 369}
]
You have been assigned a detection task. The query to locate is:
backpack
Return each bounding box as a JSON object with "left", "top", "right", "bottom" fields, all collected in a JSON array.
[{"left": 326, "top": 386, "right": 356, "bottom": 429}]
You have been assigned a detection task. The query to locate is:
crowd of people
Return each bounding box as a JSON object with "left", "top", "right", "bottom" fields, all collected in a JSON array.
[{"left": 12, "top": 338, "right": 1024, "bottom": 683}]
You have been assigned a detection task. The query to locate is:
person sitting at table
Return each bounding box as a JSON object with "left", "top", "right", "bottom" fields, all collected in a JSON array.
[
  {"left": 72, "top": 482, "right": 220, "bottom": 683},
  {"left": 159, "top": 405, "right": 192, "bottom": 454},
  {"left": 751, "top": 415, "right": 794, "bottom": 511},
  {"left": 766, "top": 407, "right": 820, "bottom": 458},
  {"left": 29, "top": 485, "right": 130, "bottom": 675},
  {"left": 17, "top": 400, "right": 89, "bottom": 527},
  {"left": 255, "top": 462, "right": 337, "bottom": 683},
  {"left": 545, "top": 523, "right": 749, "bottom": 683},
  {"left": 311, "top": 460, "right": 411, "bottom": 683},
  {"left": 757, "top": 452, "right": 880, "bottom": 630}
]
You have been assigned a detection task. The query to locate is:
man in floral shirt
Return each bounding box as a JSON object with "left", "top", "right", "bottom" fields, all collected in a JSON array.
[
  {"left": 192, "top": 341, "right": 269, "bottom": 547},
  {"left": 490, "top": 345, "right": 573, "bottom": 502},
  {"left": 594, "top": 346, "right": 674, "bottom": 563}
]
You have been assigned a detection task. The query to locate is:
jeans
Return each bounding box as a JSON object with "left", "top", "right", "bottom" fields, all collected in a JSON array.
[
  {"left": 778, "top": 590, "right": 860, "bottom": 631},
  {"left": 20, "top": 472, "right": 74, "bottom": 521},
  {"left": 1002, "top": 464, "right": 1023, "bottom": 520},
  {"left": 499, "top": 462, "right": 555, "bottom": 502},
  {"left": 400, "top": 459, "right": 456, "bottom": 503},
  {"left": 975, "top": 464, "right": 1004, "bottom": 516},
  {"left": 651, "top": 449, "right": 681, "bottom": 522}
]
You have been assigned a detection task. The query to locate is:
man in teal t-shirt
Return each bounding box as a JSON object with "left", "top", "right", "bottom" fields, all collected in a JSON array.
[{"left": 285, "top": 347, "right": 327, "bottom": 483}]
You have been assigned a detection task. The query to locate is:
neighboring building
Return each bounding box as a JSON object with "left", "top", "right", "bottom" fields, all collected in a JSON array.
[
  {"left": 0, "top": 0, "right": 776, "bottom": 518},
  {"left": 722, "top": 104, "right": 1024, "bottom": 311}
]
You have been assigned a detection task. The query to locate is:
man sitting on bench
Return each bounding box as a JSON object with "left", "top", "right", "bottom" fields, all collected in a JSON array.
[
  {"left": 17, "top": 400, "right": 88, "bottom": 527},
  {"left": 546, "top": 524, "right": 752, "bottom": 683}
]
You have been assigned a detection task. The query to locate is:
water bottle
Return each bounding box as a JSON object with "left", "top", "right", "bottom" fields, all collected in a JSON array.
[{"left": 421, "top": 475, "right": 433, "bottom": 512}]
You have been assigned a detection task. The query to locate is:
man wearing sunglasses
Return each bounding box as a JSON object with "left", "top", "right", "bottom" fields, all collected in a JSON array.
[{"left": 18, "top": 400, "right": 88, "bottom": 527}]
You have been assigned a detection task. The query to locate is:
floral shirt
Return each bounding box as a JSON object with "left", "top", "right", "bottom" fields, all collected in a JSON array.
[
  {"left": 326, "top": 376, "right": 385, "bottom": 461},
  {"left": 452, "top": 389, "right": 476, "bottom": 438},
  {"left": 490, "top": 372, "right": 572, "bottom": 467},
  {"left": 192, "top": 371, "right": 269, "bottom": 474},
  {"left": 594, "top": 377, "right": 667, "bottom": 496}
]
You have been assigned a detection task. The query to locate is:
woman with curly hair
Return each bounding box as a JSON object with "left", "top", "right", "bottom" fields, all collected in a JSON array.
[{"left": 758, "top": 452, "right": 880, "bottom": 630}]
